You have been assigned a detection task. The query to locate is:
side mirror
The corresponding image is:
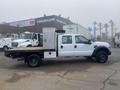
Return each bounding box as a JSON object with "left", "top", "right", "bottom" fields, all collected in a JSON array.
[
  {"left": 88, "top": 40, "right": 92, "bottom": 44},
  {"left": 83, "top": 40, "right": 91, "bottom": 44}
]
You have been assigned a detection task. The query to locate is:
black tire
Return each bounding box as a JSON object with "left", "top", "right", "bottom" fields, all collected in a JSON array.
[
  {"left": 3, "top": 46, "right": 9, "bottom": 51},
  {"left": 96, "top": 51, "right": 108, "bottom": 63},
  {"left": 27, "top": 54, "right": 41, "bottom": 67}
]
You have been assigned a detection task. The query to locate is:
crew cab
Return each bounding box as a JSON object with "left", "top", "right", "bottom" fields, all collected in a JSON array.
[{"left": 5, "top": 30, "right": 111, "bottom": 67}]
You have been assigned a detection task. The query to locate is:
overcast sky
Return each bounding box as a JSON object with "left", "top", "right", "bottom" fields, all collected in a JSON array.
[{"left": 0, "top": 0, "right": 120, "bottom": 31}]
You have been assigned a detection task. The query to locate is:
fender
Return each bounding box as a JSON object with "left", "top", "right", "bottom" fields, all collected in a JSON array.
[{"left": 92, "top": 46, "right": 111, "bottom": 57}]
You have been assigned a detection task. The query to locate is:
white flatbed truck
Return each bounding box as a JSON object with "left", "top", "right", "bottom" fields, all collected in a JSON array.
[{"left": 5, "top": 30, "right": 111, "bottom": 67}]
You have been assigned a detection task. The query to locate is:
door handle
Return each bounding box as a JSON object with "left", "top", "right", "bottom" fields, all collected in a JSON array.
[
  {"left": 61, "top": 45, "right": 63, "bottom": 49},
  {"left": 74, "top": 45, "right": 77, "bottom": 48}
]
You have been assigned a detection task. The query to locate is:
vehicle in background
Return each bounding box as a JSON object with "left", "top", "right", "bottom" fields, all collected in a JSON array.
[
  {"left": 0, "top": 37, "right": 12, "bottom": 51},
  {"left": 0, "top": 34, "right": 20, "bottom": 51},
  {"left": 11, "top": 32, "right": 43, "bottom": 48},
  {"left": 5, "top": 28, "right": 111, "bottom": 67},
  {"left": 114, "top": 33, "right": 120, "bottom": 48}
]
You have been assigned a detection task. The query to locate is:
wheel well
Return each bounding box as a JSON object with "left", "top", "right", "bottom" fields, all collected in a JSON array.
[
  {"left": 3, "top": 45, "right": 9, "bottom": 51},
  {"left": 27, "top": 44, "right": 32, "bottom": 47},
  {"left": 98, "top": 49, "right": 109, "bottom": 54},
  {"left": 92, "top": 47, "right": 110, "bottom": 57},
  {"left": 3, "top": 45, "right": 8, "bottom": 48}
]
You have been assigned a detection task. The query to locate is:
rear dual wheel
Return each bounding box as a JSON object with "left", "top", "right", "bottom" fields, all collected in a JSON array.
[{"left": 27, "top": 54, "right": 41, "bottom": 67}]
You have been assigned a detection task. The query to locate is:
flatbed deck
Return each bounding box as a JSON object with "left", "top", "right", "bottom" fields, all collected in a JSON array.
[
  {"left": 5, "top": 47, "right": 56, "bottom": 58},
  {"left": 9, "top": 47, "right": 44, "bottom": 51},
  {"left": 7, "top": 47, "right": 55, "bottom": 52}
]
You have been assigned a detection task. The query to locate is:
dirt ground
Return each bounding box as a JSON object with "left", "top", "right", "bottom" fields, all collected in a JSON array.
[{"left": 0, "top": 48, "right": 120, "bottom": 90}]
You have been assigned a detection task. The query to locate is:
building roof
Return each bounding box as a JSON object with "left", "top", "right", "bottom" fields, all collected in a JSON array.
[
  {"left": 0, "top": 15, "right": 76, "bottom": 33},
  {"left": 36, "top": 15, "right": 73, "bottom": 25}
]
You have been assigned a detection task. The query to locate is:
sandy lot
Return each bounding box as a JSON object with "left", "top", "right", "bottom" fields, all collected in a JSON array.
[{"left": 0, "top": 48, "right": 120, "bottom": 90}]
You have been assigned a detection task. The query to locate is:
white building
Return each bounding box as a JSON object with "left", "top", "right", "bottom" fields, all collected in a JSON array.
[{"left": 63, "top": 24, "right": 90, "bottom": 39}]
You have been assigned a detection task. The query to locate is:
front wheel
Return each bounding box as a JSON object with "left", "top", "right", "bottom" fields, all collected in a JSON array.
[
  {"left": 96, "top": 51, "right": 108, "bottom": 63},
  {"left": 27, "top": 54, "right": 41, "bottom": 67}
]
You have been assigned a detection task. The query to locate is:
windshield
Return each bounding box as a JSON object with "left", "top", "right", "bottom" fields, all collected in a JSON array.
[
  {"left": 20, "top": 33, "right": 32, "bottom": 39},
  {"left": 75, "top": 35, "right": 89, "bottom": 44}
]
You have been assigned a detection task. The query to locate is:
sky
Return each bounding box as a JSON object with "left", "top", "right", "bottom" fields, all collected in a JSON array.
[{"left": 0, "top": 0, "right": 120, "bottom": 32}]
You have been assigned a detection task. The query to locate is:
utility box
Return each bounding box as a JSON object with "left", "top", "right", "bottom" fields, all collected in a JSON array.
[{"left": 43, "top": 27, "right": 56, "bottom": 49}]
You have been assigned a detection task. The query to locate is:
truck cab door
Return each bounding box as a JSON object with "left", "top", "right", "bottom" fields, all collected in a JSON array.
[
  {"left": 38, "top": 34, "right": 43, "bottom": 46},
  {"left": 32, "top": 33, "right": 39, "bottom": 46},
  {"left": 74, "top": 35, "right": 94, "bottom": 56},
  {"left": 58, "top": 35, "right": 75, "bottom": 56}
]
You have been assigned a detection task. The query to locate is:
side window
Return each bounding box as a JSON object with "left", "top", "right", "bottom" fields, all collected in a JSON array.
[
  {"left": 32, "top": 34, "right": 37, "bottom": 40},
  {"left": 62, "top": 36, "right": 72, "bottom": 44},
  {"left": 75, "top": 36, "right": 88, "bottom": 44}
]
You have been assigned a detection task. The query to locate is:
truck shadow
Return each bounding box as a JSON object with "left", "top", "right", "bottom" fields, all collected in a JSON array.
[
  {"left": 2, "top": 49, "right": 120, "bottom": 74},
  {"left": 6, "top": 58, "right": 108, "bottom": 73}
]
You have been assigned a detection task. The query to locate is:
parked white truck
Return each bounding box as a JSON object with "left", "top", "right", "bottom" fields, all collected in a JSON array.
[
  {"left": 0, "top": 38, "right": 12, "bottom": 51},
  {"left": 0, "top": 34, "right": 20, "bottom": 51},
  {"left": 11, "top": 32, "right": 43, "bottom": 48},
  {"left": 5, "top": 29, "right": 111, "bottom": 67}
]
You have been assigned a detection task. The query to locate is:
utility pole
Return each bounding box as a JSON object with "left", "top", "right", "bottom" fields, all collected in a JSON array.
[
  {"left": 109, "top": 20, "right": 114, "bottom": 40},
  {"left": 98, "top": 23, "right": 102, "bottom": 40},
  {"left": 109, "top": 20, "right": 115, "bottom": 47},
  {"left": 104, "top": 23, "right": 109, "bottom": 41},
  {"left": 88, "top": 27, "right": 92, "bottom": 39},
  {"left": 77, "top": 24, "right": 79, "bottom": 33},
  {"left": 93, "top": 21, "right": 97, "bottom": 41}
]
